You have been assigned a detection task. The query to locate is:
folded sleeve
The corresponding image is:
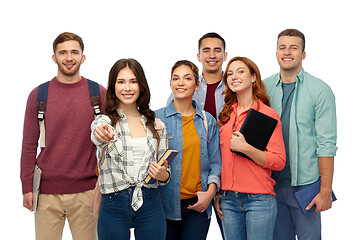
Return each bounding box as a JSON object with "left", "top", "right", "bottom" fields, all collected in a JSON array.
[{"left": 263, "top": 111, "right": 286, "bottom": 171}]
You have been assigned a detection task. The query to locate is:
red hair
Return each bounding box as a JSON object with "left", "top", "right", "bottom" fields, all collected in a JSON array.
[{"left": 218, "top": 57, "right": 270, "bottom": 126}]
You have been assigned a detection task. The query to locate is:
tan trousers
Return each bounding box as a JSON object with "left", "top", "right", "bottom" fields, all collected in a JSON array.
[{"left": 35, "top": 189, "right": 97, "bottom": 240}]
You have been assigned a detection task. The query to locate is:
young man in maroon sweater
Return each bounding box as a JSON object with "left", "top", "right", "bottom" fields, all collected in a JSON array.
[{"left": 20, "top": 32, "right": 106, "bottom": 240}]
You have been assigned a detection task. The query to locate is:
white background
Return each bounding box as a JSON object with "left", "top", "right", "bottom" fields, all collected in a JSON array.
[{"left": 1, "top": 0, "right": 358, "bottom": 239}]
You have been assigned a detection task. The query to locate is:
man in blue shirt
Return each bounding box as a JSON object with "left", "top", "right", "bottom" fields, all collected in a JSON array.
[{"left": 264, "top": 29, "right": 337, "bottom": 240}]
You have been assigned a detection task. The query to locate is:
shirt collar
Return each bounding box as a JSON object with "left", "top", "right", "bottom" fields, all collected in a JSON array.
[
  {"left": 166, "top": 100, "right": 205, "bottom": 119},
  {"left": 230, "top": 100, "right": 265, "bottom": 118},
  {"left": 275, "top": 68, "right": 305, "bottom": 86},
  {"left": 296, "top": 68, "right": 305, "bottom": 82},
  {"left": 165, "top": 100, "right": 177, "bottom": 118},
  {"left": 116, "top": 108, "right": 126, "bottom": 118},
  {"left": 116, "top": 108, "right": 147, "bottom": 125},
  {"left": 200, "top": 72, "right": 224, "bottom": 88}
]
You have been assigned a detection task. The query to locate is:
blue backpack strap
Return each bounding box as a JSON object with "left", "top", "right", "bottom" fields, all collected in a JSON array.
[
  {"left": 36, "top": 81, "right": 50, "bottom": 114},
  {"left": 87, "top": 79, "right": 101, "bottom": 116},
  {"left": 36, "top": 81, "right": 50, "bottom": 148},
  {"left": 36, "top": 79, "right": 101, "bottom": 148}
]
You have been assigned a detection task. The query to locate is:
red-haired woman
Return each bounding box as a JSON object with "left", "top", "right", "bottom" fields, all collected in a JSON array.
[{"left": 214, "top": 57, "right": 286, "bottom": 240}]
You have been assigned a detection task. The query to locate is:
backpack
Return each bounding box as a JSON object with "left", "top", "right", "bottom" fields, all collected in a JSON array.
[{"left": 36, "top": 79, "right": 101, "bottom": 148}]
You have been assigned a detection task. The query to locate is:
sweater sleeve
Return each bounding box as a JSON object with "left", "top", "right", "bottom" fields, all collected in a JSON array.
[{"left": 20, "top": 88, "right": 39, "bottom": 194}]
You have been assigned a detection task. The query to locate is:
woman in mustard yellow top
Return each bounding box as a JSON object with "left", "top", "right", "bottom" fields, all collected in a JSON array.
[{"left": 155, "top": 60, "right": 221, "bottom": 240}]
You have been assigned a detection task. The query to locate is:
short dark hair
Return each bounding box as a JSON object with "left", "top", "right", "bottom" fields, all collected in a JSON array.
[
  {"left": 277, "top": 29, "right": 305, "bottom": 52},
  {"left": 198, "top": 32, "right": 226, "bottom": 52},
  {"left": 53, "top": 32, "right": 84, "bottom": 53}
]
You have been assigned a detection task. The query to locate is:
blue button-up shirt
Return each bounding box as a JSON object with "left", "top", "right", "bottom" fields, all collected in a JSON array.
[
  {"left": 155, "top": 101, "right": 221, "bottom": 220},
  {"left": 167, "top": 73, "right": 226, "bottom": 120},
  {"left": 264, "top": 69, "right": 337, "bottom": 186}
]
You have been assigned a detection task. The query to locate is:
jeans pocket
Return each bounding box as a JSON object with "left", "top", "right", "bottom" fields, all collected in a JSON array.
[
  {"left": 142, "top": 188, "right": 160, "bottom": 199},
  {"left": 101, "top": 193, "right": 116, "bottom": 204}
]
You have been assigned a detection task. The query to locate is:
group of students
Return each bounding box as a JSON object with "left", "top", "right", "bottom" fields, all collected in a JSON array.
[{"left": 21, "top": 30, "right": 337, "bottom": 240}]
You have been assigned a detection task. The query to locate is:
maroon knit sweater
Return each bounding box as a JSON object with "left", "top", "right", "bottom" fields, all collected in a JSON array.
[{"left": 20, "top": 77, "right": 106, "bottom": 194}]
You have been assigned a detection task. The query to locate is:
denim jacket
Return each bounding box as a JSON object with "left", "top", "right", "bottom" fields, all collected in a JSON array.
[{"left": 155, "top": 101, "right": 221, "bottom": 220}]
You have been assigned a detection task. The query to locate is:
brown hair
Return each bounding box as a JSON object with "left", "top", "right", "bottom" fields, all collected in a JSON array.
[
  {"left": 218, "top": 57, "right": 270, "bottom": 126},
  {"left": 170, "top": 60, "right": 199, "bottom": 85},
  {"left": 53, "top": 32, "right": 84, "bottom": 53},
  {"left": 105, "top": 58, "right": 158, "bottom": 142},
  {"left": 278, "top": 29, "right": 305, "bottom": 52}
]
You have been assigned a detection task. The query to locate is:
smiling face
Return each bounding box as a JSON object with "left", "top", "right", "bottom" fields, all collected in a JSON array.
[
  {"left": 276, "top": 36, "right": 306, "bottom": 74},
  {"left": 197, "top": 37, "right": 227, "bottom": 74},
  {"left": 115, "top": 66, "right": 140, "bottom": 108},
  {"left": 52, "top": 40, "right": 85, "bottom": 77},
  {"left": 171, "top": 65, "right": 199, "bottom": 100},
  {"left": 226, "top": 60, "right": 255, "bottom": 94}
]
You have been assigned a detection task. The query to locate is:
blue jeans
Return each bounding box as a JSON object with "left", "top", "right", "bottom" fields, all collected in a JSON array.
[
  {"left": 166, "top": 197, "right": 211, "bottom": 240},
  {"left": 98, "top": 187, "right": 166, "bottom": 240},
  {"left": 273, "top": 185, "right": 321, "bottom": 240},
  {"left": 213, "top": 199, "right": 225, "bottom": 239},
  {"left": 220, "top": 191, "right": 277, "bottom": 240}
]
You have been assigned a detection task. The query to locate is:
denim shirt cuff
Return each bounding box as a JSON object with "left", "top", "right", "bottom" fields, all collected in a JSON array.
[{"left": 207, "top": 175, "right": 220, "bottom": 191}]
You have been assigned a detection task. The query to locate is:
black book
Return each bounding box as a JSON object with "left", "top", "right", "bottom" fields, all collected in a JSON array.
[{"left": 231, "top": 108, "right": 278, "bottom": 161}]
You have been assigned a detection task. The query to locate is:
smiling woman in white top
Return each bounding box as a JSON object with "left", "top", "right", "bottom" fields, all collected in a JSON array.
[{"left": 91, "top": 58, "right": 169, "bottom": 240}]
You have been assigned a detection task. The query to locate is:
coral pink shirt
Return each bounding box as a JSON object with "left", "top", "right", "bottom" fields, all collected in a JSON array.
[{"left": 220, "top": 100, "right": 286, "bottom": 195}]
